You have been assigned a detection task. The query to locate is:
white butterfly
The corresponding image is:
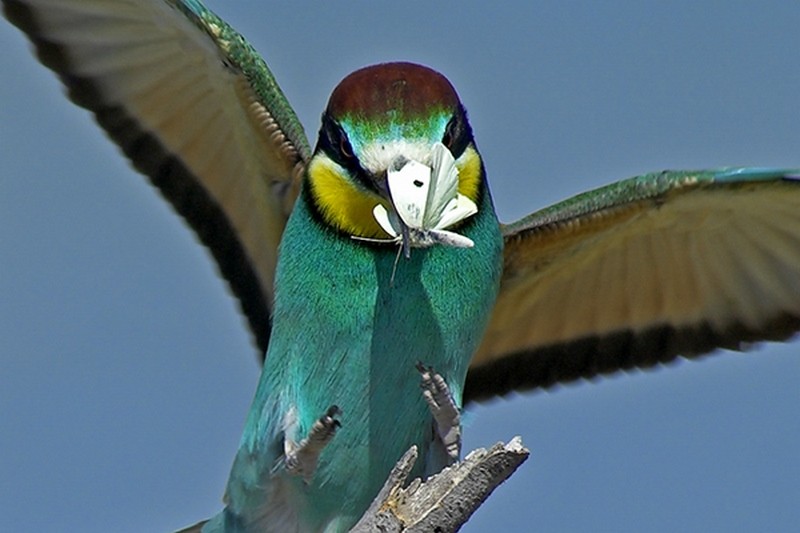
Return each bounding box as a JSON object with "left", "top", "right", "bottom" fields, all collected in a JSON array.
[{"left": 370, "top": 142, "right": 478, "bottom": 258}]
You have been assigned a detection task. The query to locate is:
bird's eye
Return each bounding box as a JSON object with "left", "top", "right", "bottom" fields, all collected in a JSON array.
[
  {"left": 320, "top": 116, "right": 357, "bottom": 166},
  {"left": 442, "top": 130, "right": 453, "bottom": 149},
  {"left": 441, "top": 109, "right": 471, "bottom": 158},
  {"left": 331, "top": 121, "right": 355, "bottom": 160},
  {"left": 442, "top": 116, "right": 459, "bottom": 149},
  {"left": 339, "top": 136, "right": 354, "bottom": 159}
]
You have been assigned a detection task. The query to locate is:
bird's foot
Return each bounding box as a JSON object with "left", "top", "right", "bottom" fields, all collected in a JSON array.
[
  {"left": 284, "top": 405, "right": 341, "bottom": 482},
  {"left": 416, "top": 363, "right": 461, "bottom": 464}
]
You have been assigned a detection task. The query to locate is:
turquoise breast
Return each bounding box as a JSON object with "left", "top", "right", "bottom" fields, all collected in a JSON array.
[{"left": 234, "top": 181, "right": 502, "bottom": 530}]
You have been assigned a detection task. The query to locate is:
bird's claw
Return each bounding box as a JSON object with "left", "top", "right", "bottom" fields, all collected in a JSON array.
[
  {"left": 285, "top": 405, "right": 341, "bottom": 482},
  {"left": 416, "top": 362, "right": 461, "bottom": 463}
]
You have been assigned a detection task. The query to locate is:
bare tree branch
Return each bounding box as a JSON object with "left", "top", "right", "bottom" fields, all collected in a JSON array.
[{"left": 351, "top": 437, "right": 529, "bottom": 532}]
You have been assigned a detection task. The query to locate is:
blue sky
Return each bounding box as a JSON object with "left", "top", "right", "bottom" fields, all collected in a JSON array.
[{"left": 1, "top": 1, "right": 799, "bottom": 531}]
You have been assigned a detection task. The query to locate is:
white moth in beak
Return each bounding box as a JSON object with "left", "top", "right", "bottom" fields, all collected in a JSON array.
[{"left": 373, "top": 142, "right": 478, "bottom": 256}]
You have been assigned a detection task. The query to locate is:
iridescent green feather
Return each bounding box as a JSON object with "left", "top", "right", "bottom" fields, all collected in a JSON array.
[{"left": 173, "top": 0, "right": 311, "bottom": 161}]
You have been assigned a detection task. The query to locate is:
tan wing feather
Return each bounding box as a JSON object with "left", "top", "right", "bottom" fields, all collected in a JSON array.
[
  {"left": 4, "top": 0, "right": 311, "bottom": 354},
  {"left": 467, "top": 172, "right": 800, "bottom": 401}
]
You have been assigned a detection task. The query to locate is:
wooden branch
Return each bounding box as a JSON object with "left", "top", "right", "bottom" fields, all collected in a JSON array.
[{"left": 351, "top": 437, "right": 529, "bottom": 532}]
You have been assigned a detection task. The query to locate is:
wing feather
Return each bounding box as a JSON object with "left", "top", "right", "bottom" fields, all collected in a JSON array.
[
  {"left": 3, "top": 0, "right": 312, "bottom": 355},
  {"left": 466, "top": 169, "right": 800, "bottom": 402}
]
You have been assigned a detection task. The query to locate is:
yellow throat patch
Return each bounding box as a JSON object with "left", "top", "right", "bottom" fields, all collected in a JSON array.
[{"left": 308, "top": 146, "right": 483, "bottom": 239}]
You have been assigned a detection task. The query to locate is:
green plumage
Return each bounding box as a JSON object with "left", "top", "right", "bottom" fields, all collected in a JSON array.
[
  {"left": 5, "top": 2, "right": 800, "bottom": 532},
  {"left": 218, "top": 179, "right": 502, "bottom": 531}
]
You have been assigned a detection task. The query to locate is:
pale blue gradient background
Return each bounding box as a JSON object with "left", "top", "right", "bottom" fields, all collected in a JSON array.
[{"left": 1, "top": 1, "right": 799, "bottom": 531}]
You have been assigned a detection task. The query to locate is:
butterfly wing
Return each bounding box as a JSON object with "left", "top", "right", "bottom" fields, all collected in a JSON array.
[{"left": 387, "top": 159, "right": 431, "bottom": 228}]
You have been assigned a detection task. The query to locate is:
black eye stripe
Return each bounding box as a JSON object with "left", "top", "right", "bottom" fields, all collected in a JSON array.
[
  {"left": 338, "top": 132, "right": 354, "bottom": 159},
  {"left": 315, "top": 114, "right": 356, "bottom": 169},
  {"left": 313, "top": 106, "right": 475, "bottom": 195},
  {"left": 313, "top": 112, "right": 382, "bottom": 195},
  {"left": 442, "top": 104, "right": 472, "bottom": 159}
]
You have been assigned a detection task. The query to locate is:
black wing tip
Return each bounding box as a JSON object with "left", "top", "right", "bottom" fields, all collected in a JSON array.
[
  {"left": 464, "top": 314, "right": 800, "bottom": 404},
  {"left": 4, "top": 1, "right": 272, "bottom": 360},
  {"left": 4, "top": 1, "right": 70, "bottom": 76},
  {"left": 99, "top": 105, "right": 273, "bottom": 359}
]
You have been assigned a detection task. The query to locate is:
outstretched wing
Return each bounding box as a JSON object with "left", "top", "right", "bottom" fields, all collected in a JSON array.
[
  {"left": 466, "top": 168, "right": 800, "bottom": 402},
  {"left": 3, "top": 0, "right": 310, "bottom": 355}
]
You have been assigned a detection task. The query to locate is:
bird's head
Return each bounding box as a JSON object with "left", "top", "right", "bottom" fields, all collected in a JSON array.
[{"left": 307, "top": 62, "right": 484, "bottom": 250}]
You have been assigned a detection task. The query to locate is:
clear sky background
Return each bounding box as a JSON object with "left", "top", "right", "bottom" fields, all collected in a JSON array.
[{"left": 1, "top": 1, "right": 799, "bottom": 531}]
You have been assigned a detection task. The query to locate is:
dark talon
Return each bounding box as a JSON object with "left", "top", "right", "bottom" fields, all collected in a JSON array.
[
  {"left": 415, "top": 362, "right": 462, "bottom": 464},
  {"left": 285, "top": 404, "right": 342, "bottom": 482}
]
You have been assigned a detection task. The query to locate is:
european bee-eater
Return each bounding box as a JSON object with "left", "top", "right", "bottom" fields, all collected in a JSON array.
[{"left": 3, "top": 1, "right": 799, "bottom": 532}]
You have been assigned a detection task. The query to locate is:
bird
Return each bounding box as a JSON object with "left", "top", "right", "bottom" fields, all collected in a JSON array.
[
  {"left": 192, "top": 61, "right": 505, "bottom": 532},
  {"left": 3, "top": 1, "right": 800, "bottom": 532}
]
